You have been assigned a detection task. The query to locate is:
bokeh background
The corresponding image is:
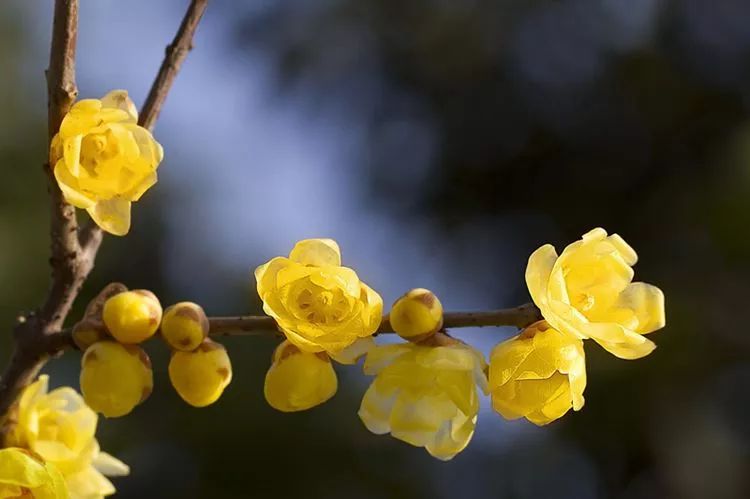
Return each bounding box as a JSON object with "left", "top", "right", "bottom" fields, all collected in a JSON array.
[{"left": 1, "top": 0, "right": 749, "bottom": 497}]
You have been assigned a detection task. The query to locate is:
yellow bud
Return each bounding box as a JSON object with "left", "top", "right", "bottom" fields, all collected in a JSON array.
[
  {"left": 264, "top": 341, "right": 338, "bottom": 412},
  {"left": 161, "top": 302, "right": 209, "bottom": 351},
  {"left": 389, "top": 288, "right": 443, "bottom": 341},
  {"left": 80, "top": 341, "right": 153, "bottom": 418},
  {"left": 168, "top": 339, "right": 232, "bottom": 407},
  {"left": 72, "top": 319, "right": 110, "bottom": 350},
  {"left": 102, "top": 290, "right": 162, "bottom": 344}
]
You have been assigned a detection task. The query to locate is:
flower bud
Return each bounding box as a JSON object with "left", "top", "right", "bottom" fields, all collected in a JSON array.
[
  {"left": 389, "top": 288, "right": 443, "bottom": 341},
  {"left": 102, "top": 290, "right": 162, "bottom": 344},
  {"left": 264, "top": 341, "right": 338, "bottom": 412},
  {"left": 160, "top": 302, "right": 209, "bottom": 351},
  {"left": 72, "top": 319, "right": 110, "bottom": 351},
  {"left": 80, "top": 341, "right": 153, "bottom": 418},
  {"left": 168, "top": 339, "right": 232, "bottom": 407}
]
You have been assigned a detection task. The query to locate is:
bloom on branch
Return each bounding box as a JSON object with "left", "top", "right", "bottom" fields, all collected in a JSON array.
[
  {"left": 0, "top": 448, "right": 68, "bottom": 499},
  {"left": 264, "top": 340, "right": 338, "bottom": 412},
  {"left": 358, "top": 340, "right": 487, "bottom": 460},
  {"left": 6, "top": 376, "right": 129, "bottom": 499},
  {"left": 389, "top": 288, "right": 444, "bottom": 342},
  {"left": 489, "top": 320, "right": 586, "bottom": 425},
  {"left": 526, "top": 228, "right": 665, "bottom": 359},
  {"left": 255, "top": 239, "right": 383, "bottom": 355},
  {"left": 50, "top": 90, "right": 163, "bottom": 236}
]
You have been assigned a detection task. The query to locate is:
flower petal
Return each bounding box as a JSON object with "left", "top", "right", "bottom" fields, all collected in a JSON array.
[
  {"left": 87, "top": 198, "right": 131, "bottom": 236},
  {"left": 289, "top": 238, "right": 341, "bottom": 266}
]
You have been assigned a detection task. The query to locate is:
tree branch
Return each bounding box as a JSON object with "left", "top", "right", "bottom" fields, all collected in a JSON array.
[
  {"left": 140, "top": 0, "right": 208, "bottom": 131},
  {"left": 48, "top": 303, "right": 543, "bottom": 347},
  {"left": 0, "top": 0, "right": 210, "bottom": 442}
]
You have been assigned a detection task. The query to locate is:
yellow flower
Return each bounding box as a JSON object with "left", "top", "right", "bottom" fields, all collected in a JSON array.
[
  {"left": 50, "top": 90, "right": 163, "bottom": 236},
  {"left": 358, "top": 341, "right": 487, "bottom": 460},
  {"left": 0, "top": 448, "right": 68, "bottom": 499},
  {"left": 264, "top": 340, "right": 338, "bottom": 412},
  {"left": 255, "top": 239, "right": 383, "bottom": 354},
  {"left": 526, "top": 227, "right": 665, "bottom": 359},
  {"left": 489, "top": 320, "right": 586, "bottom": 425},
  {"left": 7, "top": 376, "right": 129, "bottom": 499}
]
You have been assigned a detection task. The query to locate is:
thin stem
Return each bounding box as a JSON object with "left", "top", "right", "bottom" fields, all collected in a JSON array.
[{"left": 140, "top": 0, "right": 209, "bottom": 131}]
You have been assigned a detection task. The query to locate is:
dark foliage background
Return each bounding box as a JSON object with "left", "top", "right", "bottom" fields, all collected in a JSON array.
[{"left": 1, "top": 1, "right": 749, "bottom": 498}]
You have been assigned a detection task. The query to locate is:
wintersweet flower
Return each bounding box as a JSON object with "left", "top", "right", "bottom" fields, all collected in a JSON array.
[
  {"left": 489, "top": 320, "right": 586, "bottom": 425},
  {"left": 264, "top": 340, "right": 338, "bottom": 412},
  {"left": 526, "top": 228, "right": 665, "bottom": 359},
  {"left": 50, "top": 90, "right": 163, "bottom": 236},
  {"left": 6, "top": 375, "right": 130, "bottom": 499},
  {"left": 255, "top": 239, "right": 383, "bottom": 355},
  {"left": 0, "top": 448, "right": 68, "bottom": 499},
  {"left": 358, "top": 339, "right": 487, "bottom": 460}
]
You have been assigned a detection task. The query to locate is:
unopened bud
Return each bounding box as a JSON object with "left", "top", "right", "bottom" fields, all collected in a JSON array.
[
  {"left": 80, "top": 341, "right": 153, "bottom": 418},
  {"left": 168, "top": 339, "right": 232, "bottom": 407},
  {"left": 102, "top": 290, "right": 162, "bottom": 344},
  {"left": 161, "top": 302, "right": 209, "bottom": 351},
  {"left": 389, "top": 288, "right": 443, "bottom": 342}
]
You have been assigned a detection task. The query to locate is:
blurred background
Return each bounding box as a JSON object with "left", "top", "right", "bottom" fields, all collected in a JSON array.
[{"left": 1, "top": 0, "right": 749, "bottom": 497}]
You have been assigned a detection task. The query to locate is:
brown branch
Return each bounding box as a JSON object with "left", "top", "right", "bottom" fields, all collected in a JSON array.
[
  {"left": 36, "top": 303, "right": 543, "bottom": 353},
  {"left": 0, "top": 0, "right": 210, "bottom": 442},
  {"left": 209, "top": 303, "right": 542, "bottom": 337},
  {"left": 139, "top": 0, "right": 208, "bottom": 131}
]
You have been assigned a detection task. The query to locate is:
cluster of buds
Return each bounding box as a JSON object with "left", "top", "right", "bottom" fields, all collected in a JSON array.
[
  {"left": 73, "top": 285, "right": 232, "bottom": 416},
  {"left": 162, "top": 303, "right": 232, "bottom": 407},
  {"left": 74, "top": 284, "right": 157, "bottom": 417}
]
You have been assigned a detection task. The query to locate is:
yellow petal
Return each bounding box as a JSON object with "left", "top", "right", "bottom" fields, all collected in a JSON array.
[
  {"left": 123, "top": 172, "right": 157, "bottom": 202},
  {"left": 525, "top": 244, "right": 558, "bottom": 309},
  {"left": 329, "top": 337, "right": 375, "bottom": 365},
  {"left": 425, "top": 416, "right": 475, "bottom": 461},
  {"left": 62, "top": 135, "right": 82, "bottom": 177},
  {"left": 288, "top": 238, "right": 341, "bottom": 266},
  {"left": 87, "top": 198, "right": 131, "bottom": 236},
  {"left": 358, "top": 382, "right": 397, "bottom": 435},
  {"left": 54, "top": 160, "right": 97, "bottom": 209},
  {"left": 92, "top": 452, "right": 129, "bottom": 477},
  {"left": 362, "top": 344, "right": 412, "bottom": 375},
  {"left": 101, "top": 90, "right": 138, "bottom": 123},
  {"left": 65, "top": 466, "right": 115, "bottom": 499},
  {"left": 615, "top": 282, "right": 665, "bottom": 334},
  {"left": 593, "top": 334, "right": 656, "bottom": 360}
]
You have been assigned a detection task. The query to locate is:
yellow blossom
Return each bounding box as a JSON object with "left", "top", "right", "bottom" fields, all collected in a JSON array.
[
  {"left": 0, "top": 448, "right": 68, "bottom": 499},
  {"left": 526, "top": 227, "right": 665, "bottom": 359},
  {"left": 264, "top": 340, "right": 338, "bottom": 412},
  {"left": 489, "top": 321, "right": 586, "bottom": 425},
  {"left": 255, "top": 239, "right": 383, "bottom": 355},
  {"left": 389, "top": 288, "right": 443, "bottom": 341},
  {"left": 358, "top": 341, "right": 487, "bottom": 460},
  {"left": 50, "top": 90, "right": 163, "bottom": 236},
  {"left": 80, "top": 342, "right": 154, "bottom": 418},
  {"left": 6, "top": 376, "right": 129, "bottom": 499},
  {"left": 168, "top": 339, "right": 232, "bottom": 407}
]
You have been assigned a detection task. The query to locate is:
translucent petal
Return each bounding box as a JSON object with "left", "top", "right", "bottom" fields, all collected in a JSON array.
[
  {"left": 363, "top": 344, "right": 412, "bottom": 375},
  {"left": 289, "top": 238, "right": 341, "bottom": 266},
  {"left": 525, "top": 244, "right": 558, "bottom": 309},
  {"left": 87, "top": 198, "right": 131, "bottom": 236},
  {"left": 54, "top": 160, "right": 97, "bottom": 209},
  {"left": 92, "top": 452, "right": 129, "bottom": 477},
  {"left": 101, "top": 90, "right": 138, "bottom": 123},
  {"left": 329, "top": 337, "right": 375, "bottom": 365},
  {"left": 615, "top": 282, "right": 665, "bottom": 334},
  {"left": 358, "top": 383, "right": 398, "bottom": 435}
]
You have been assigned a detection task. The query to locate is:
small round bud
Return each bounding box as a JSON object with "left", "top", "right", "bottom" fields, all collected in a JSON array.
[
  {"left": 80, "top": 341, "right": 153, "bottom": 418},
  {"left": 72, "top": 319, "right": 110, "bottom": 351},
  {"left": 161, "top": 302, "right": 209, "bottom": 351},
  {"left": 264, "top": 341, "right": 338, "bottom": 412},
  {"left": 102, "top": 290, "right": 162, "bottom": 344},
  {"left": 168, "top": 339, "right": 232, "bottom": 407},
  {"left": 389, "top": 288, "right": 444, "bottom": 341}
]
